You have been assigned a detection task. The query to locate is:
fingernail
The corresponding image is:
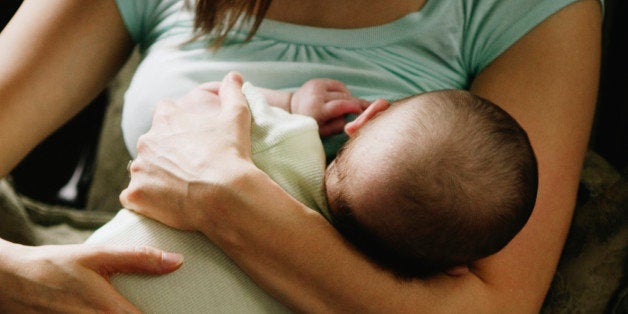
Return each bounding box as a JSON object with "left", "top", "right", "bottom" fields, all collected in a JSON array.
[
  {"left": 227, "top": 71, "right": 243, "bottom": 83},
  {"left": 162, "top": 252, "right": 184, "bottom": 267}
]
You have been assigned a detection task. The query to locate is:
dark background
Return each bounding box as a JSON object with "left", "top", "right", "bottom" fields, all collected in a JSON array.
[{"left": 591, "top": 0, "right": 627, "bottom": 171}]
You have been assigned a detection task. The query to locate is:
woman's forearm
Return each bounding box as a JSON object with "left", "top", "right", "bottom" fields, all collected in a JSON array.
[
  {"left": 194, "top": 1, "right": 601, "bottom": 313},
  {"left": 199, "top": 169, "right": 494, "bottom": 313}
]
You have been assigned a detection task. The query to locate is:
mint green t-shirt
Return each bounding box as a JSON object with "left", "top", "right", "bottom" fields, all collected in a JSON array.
[{"left": 115, "top": 0, "right": 594, "bottom": 158}]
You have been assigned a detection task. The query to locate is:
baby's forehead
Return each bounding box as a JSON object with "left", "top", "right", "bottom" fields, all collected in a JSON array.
[{"left": 335, "top": 90, "right": 471, "bottom": 173}]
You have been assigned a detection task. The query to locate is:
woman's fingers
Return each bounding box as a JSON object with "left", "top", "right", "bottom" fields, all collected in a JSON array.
[
  {"left": 80, "top": 245, "right": 183, "bottom": 276},
  {"left": 219, "top": 72, "right": 249, "bottom": 117},
  {"left": 150, "top": 99, "right": 178, "bottom": 131},
  {"left": 219, "top": 71, "right": 253, "bottom": 159},
  {"left": 197, "top": 81, "right": 222, "bottom": 94},
  {"left": 0, "top": 241, "right": 180, "bottom": 313}
]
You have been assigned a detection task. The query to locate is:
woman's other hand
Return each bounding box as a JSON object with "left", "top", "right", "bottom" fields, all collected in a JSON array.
[
  {"left": 0, "top": 239, "right": 182, "bottom": 313},
  {"left": 120, "top": 72, "right": 257, "bottom": 233}
]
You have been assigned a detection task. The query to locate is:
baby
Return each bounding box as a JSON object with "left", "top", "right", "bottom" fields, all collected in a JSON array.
[{"left": 259, "top": 80, "right": 538, "bottom": 278}]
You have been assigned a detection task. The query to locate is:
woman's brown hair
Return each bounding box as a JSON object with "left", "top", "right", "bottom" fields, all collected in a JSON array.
[{"left": 188, "top": 0, "right": 273, "bottom": 48}]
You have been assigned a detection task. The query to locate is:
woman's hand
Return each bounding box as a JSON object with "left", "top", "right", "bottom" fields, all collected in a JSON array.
[
  {"left": 0, "top": 239, "right": 182, "bottom": 313},
  {"left": 120, "top": 72, "right": 256, "bottom": 233}
]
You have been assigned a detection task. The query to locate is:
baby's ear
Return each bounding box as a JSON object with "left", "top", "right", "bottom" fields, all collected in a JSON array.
[{"left": 344, "top": 99, "right": 390, "bottom": 136}]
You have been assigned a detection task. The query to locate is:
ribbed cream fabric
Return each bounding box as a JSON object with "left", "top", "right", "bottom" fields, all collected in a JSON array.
[{"left": 86, "top": 83, "right": 328, "bottom": 313}]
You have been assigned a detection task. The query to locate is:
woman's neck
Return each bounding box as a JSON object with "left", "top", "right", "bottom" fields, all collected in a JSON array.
[{"left": 266, "top": 0, "right": 427, "bottom": 29}]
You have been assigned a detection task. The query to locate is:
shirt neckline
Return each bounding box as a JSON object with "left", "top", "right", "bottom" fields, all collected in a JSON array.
[{"left": 252, "top": 1, "right": 435, "bottom": 48}]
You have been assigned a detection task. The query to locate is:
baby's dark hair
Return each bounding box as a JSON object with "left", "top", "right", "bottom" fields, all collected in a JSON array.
[{"left": 327, "top": 90, "right": 538, "bottom": 278}]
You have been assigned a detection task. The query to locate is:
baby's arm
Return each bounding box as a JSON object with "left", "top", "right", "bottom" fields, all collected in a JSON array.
[
  {"left": 260, "top": 79, "right": 370, "bottom": 136},
  {"left": 255, "top": 87, "right": 292, "bottom": 113}
]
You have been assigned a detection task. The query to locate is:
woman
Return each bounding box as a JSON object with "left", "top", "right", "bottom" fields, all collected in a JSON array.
[{"left": 0, "top": 0, "right": 601, "bottom": 312}]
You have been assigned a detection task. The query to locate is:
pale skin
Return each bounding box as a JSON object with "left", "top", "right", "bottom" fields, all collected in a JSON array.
[
  {"left": 0, "top": 0, "right": 601, "bottom": 312},
  {"left": 204, "top": 78, "right": 371, "bottom": 136},
  {"left": 203, "top": 82, "right": 470, "bottom": 277},
  {"left": 0, "top": 239, "right": 183, "bottom": 313},
  {"left": 279, "top": 78, "right": 371, "bottom": 136},
  {"left": 0, "top": 0, "right": 181, "bottom": 312},
  {"left": 122, "top": 1, "right": 602, "bottom": 312}
]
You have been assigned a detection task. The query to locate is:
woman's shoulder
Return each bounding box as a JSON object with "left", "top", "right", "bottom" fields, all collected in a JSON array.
[{"left": 449, "top": 0, "right": 599, "bottom": 75}]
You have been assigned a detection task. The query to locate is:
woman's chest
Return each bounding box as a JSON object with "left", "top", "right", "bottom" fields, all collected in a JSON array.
[{"left": 265, "top": 0, "right": 428, "bottom": 29}]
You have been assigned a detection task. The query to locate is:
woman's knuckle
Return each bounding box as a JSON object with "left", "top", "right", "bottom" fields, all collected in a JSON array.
[
  {"left": 136, "top": 135, "right": 150, "bottom": 153},
  {"left": 129, "top": 162, "right": 140, "bottom": 174},
  {"left": 132, "top": 245, "right": 150, "bottom": 257},
  {"left": 156, "top": 99, "right": 175, "bottom": 111},
  {"left": 124, "top": 186, "right": 144, "bottom": 204},
  {"left": 134, "top": 245, "right": 161, "bottom": 263}
]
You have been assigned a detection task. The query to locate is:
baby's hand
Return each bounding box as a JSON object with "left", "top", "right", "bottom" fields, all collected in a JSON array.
[{"left": 291, "top": 79, "right": 370, "bottom": 136}]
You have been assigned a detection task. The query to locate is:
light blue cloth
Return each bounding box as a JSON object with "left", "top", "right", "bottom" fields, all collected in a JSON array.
[{"left": 114, "top": 0, "right": 597, "bottom": 158}]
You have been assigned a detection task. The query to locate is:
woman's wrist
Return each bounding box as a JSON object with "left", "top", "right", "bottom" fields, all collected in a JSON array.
[
  {"left": 193, "top": 165, "right": 271, "bottom": 243},
  {"left": 0, "top": 239, "right": 22, "bottom": 279},
  {"left": 0, "top": 239, "right": 10, "bottom": 270}
]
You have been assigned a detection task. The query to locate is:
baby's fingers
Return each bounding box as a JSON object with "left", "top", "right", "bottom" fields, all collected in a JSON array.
[
  {"left": 323, "top": 99, "right": 364, "bottom": 119},
  {"left": 319, "top": 117, "right": 347, "bottom": 137}
]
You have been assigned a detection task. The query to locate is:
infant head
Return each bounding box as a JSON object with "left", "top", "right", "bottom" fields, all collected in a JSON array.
[{"left": 325, "top": 90, "right": 538, "bottom": 278}]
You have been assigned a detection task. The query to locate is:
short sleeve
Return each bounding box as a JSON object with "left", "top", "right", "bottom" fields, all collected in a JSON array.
[
  {"left": 462, "top": 0, "right": 604, "bottom": 76},
  {"left": 114, "top": 0, "right": 186, "bottom": 50}
]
